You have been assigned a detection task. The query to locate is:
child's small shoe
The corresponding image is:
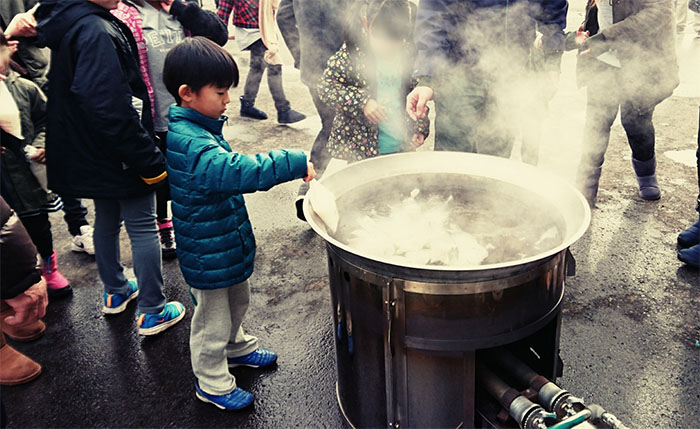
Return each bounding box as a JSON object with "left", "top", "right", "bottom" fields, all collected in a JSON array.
[
  {"left": 678, "top": 218, "right": 700, "bottom": 248},
  {"left": 195, "top": 380, "right": 254, "bottom": 410},
  {"left": 137, "top": 301, "right": 186, "bottom": 336},
  {"left": 103, "top": 281, "right": 139, "bottom": 314},
  {"left": 678, "top": 243, "right": 700, "bottom": 269},
  {"left": 228, "top": 348, "right": 278, "bottom": 368}
]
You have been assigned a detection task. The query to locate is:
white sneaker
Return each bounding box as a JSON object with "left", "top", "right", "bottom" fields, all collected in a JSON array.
[{"left": 71, "top": 225, "right": 95, "bottom": 255}]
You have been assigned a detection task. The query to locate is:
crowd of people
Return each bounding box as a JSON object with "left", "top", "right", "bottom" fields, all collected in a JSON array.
[{"left": 0, "top": 0, "right": 698, "bottom": 422}]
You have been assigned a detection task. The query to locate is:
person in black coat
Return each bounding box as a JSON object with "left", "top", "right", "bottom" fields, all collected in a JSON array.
[
  {"left": 34, "top": 0, "right": 185, "bottom": 335},
  {"left": 0, "top": 197, "right": 48, "bottom": 396}
]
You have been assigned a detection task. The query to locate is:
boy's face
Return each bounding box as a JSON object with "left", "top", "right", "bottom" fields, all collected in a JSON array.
[
  {"left": 0, "top": 45, "right": 10, "bottom": 75},
  {"left": 181, "top": 84, "right": 231, "bottom": 119}
]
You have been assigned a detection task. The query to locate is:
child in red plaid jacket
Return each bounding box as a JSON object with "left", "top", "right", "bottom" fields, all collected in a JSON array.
[{"left": 216, "top": 0, "right": 306, "bottom": 124}]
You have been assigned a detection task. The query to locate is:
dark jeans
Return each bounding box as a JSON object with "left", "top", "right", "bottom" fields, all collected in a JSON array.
[
  {"left": 276, "top": 0, "right": 300, "bottom": 69},
  {"left": 242, "top": 39, "right": 288, "bottom": 111},
  {"left": 296, "top": 89, "right": 333, "bottom": 197},
  {"left": 61, "top": 196, "right": 89, "bottom": 236},
  {"left": 155, "top": 131, "right": 170, "bottom": 222},
  {"left": 93, "top": 193, "right": 166, "bottom": 313},
  {"left": 433, "top": 68, "right": 547, "bottom": 160},
  {"left": 579, "top": 63, "right": 656, "bottom": 172},
  {"left": 19, "top": 213, "right": 53, "bottom": 260}
]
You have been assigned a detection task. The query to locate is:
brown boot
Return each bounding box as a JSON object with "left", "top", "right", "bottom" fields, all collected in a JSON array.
[
  {"left": 0, "top": 333, "right": 42, "bottom": 385},
  {"left": 0, "top": 308, "right": 46, "bottom": 342}
]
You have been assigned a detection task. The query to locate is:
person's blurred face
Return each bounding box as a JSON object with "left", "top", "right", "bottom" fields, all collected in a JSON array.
[
  {"left": 367, "top": 27, "right": 404, "bottom": 58},
  {"left": 0, "top": 45, "right": 11, "bottom": 75},
  {"left": 89, "top": 0, "right": 121, "bottom": 10},
  {"left": 180, "top": 84, "right": 231, "bottom": 119}
]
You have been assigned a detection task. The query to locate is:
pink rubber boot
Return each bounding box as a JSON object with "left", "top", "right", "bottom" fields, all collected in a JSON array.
[{"left": 42, "top": 251, "right": 72, "bottom": 298}]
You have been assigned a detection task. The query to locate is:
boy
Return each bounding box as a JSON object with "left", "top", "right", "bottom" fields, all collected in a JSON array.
[
  {"left": 163, "top": 37, "right": 315, "bottom": 410},
  {"left": 36, "top": 0, "right": 184, "bottom": 334}
]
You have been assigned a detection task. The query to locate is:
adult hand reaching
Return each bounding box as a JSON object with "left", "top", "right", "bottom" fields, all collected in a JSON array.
[
  {"left": 3, "top": 278, "right": 48, "bottom": 327},
  {"left": 406, "top": 86, "right": 434, "bottom": 121},
  {"left": 5, "top": 11, "right": 38, "bottom": 38}
]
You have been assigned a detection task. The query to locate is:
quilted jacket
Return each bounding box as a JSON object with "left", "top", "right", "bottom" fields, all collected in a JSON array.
[{"left": 166, "top": 106, "right": 308, "bottom": 289}]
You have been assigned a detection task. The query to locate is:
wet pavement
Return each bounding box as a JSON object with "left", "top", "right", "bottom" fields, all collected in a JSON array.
[{"left": 2, "top": 6, "right": 700, "bottom": 428}]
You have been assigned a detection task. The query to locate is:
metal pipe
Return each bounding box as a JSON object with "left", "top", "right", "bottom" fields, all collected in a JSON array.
[
  {"left": 486, "top": 349, "right": 581, "bottom": 418},
  {"left": 476, "top": 363, "right": 554, "bottom": 429}
]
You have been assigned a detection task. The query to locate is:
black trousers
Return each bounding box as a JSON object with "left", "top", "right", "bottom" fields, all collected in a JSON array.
[
  {"left": 61, "top": 196, "right": 88, "bottom": 236},
  {"left": 19, "top": 213, "right": 53, "bottom": 260},
  {"left": 155, "top": 131, "right": 170, "bottom": 222},
  {"left": 579, "top": 63, "right": 657, "bottom": 172},
  {"left": 276, "top": 0, "right": 300, "bottom": 69}
]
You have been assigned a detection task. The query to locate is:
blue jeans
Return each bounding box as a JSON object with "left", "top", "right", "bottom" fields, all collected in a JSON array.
[{"left": 93, "top": 193, "right": 166, "bottom": 314}]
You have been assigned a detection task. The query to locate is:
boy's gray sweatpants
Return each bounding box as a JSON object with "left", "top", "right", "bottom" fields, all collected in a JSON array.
[{"left": 190, "top": 281, "right": 259, "bottom": 395}]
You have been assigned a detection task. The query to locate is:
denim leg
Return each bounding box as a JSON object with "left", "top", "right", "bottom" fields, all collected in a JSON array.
[
  {"left": 309, "top": 89, "right": 333, "bottom": 173},
  {"left": 696, "top": 105, "right": 700, "bottom": 213},
  {"left": 93, "top": 198, "right": 130, "bottom": 296},
  {"left": 61, "top": 196, "right": 89, "bottom": 236},
  {"left": 434, "top": 75, "right": 485, "bottom": 153},
  {"left": 267, "top": 64, "right": 289, "bottom": 111},
  {"left": 620, "top": 103, "right": 656, "bottom": 162},
  {"left": 276, "top": 0, "right": 300, "bottom": 68},
  {"left": 120, "top": 193, "right": 166, "bottom": 314},
  {"left": 242, "top": 40, "right": 266, "bottom": 103}
]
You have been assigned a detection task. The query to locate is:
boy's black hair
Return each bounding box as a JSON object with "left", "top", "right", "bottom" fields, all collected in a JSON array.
[
  {"left": 163, "top": 36, "right": 239, "bottom": 104},
  {"left": 344, "top": 0, "right": 415, "bottom": 50},
  {"left": 0, "top": 29, "right": 8, "bottom": 47}
]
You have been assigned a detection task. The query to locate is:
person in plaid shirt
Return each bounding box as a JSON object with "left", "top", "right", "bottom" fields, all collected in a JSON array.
[{"left": 216, "top": 0, "right": 306, "bottom": 123}]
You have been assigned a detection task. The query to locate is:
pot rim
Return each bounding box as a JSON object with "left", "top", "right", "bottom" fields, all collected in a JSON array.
[{"left": 303, "top": 152, "right": 591, "bottom": 272}]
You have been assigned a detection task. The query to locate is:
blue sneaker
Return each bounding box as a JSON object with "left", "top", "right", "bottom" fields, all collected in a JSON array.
[
  {"left": 137, "top": 301, "right": 186, "bottom": 336},
  {"left": 678, "top": 244, "right": 700, "bottom": 269},
  {"left": 195, "top": 380, "right": 254, "bottom": 410},
  {"left": 103, "top": 281, "right": 139, "bottom": 314},
  {"left": 228, "top": 348, "right": 278, "bottom": 368},
  {"left": 678, "top": 219, "right": 700, "bottom": 248}
]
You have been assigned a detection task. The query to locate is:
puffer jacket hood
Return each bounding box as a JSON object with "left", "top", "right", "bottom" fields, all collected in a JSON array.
[{"left": 36, "top": 0, "right": 111, "bottom": 50}]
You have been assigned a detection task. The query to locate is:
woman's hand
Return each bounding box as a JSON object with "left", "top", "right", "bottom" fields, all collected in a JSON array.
[
  {"left": 5, "top": 12, "right": 37, "bottom": 38},
  {"left": 363, "top": 99, "right": 387, "bottom": 124},
  {"left": 29, "top": 148, "right": 46, "bottom": 164},
  {"left": 411, "top": 133, "right": 425, "bottom": 148},
  {"left": 406, "top": 86, "right": 434, "bottom": 121}
]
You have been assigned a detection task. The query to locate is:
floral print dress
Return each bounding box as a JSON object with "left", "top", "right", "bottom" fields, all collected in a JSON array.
[{"left": 318, "top": 43, "right": 430, "bottom": 162}]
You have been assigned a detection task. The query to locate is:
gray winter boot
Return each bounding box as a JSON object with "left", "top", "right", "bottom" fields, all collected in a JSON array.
[
  {"left": 632, "top": 156, "right": 661, "bottom": 201},
  {"left": 576, "top": 165, "right": 603, "bottom": 209}
]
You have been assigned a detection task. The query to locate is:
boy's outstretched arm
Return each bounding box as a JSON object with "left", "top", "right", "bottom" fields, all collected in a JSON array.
[{"left": 191, "top": 142, "right": 309, "bottom": 195}]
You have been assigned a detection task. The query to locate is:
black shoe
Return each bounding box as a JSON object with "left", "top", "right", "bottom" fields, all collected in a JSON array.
[
  {"left": 158, "top": 221, "right": 178, "bottom": 260},
  {"left": 295, "top": 182, "right": 310, "bottom": 221},
  {"left": 240, "top": 97, "right": 268, "bottom": 120},
  {"left": 278, "top": 107, "right": 306, "bottom": 124}
]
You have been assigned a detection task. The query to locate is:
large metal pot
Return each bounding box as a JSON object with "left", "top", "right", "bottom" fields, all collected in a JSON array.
[{"left": 303, "top": 152, "right": 591, "bottom": 428}]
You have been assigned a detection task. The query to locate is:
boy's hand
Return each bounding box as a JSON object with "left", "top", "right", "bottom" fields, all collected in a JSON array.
[
  {"left": 29, "top": 148, "right": 46, "bottom": 164},
  {"left": 406, "top": 86, "right": 434, "bottom": 121},
  {"left": 363, "top": 99, "right": 387, "bottom": 124},
  {"left": 304, "top": 162, "right": 316, "bottom": 182},
  {"left": 411, "top": 133, "right": 425, "bottom": 148}
]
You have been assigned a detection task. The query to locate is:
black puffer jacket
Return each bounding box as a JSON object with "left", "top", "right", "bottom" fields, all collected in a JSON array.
[
  {"left": 0, "top": 197, "right": 41, "bottom": 300},
  {"left": 35, "top": 0, "right": 166, "bottom": 200}
]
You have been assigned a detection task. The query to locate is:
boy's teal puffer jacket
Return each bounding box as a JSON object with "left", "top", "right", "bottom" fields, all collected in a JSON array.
[{"left": 166, "top": 106, "right": 308, "bottom": 289}]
